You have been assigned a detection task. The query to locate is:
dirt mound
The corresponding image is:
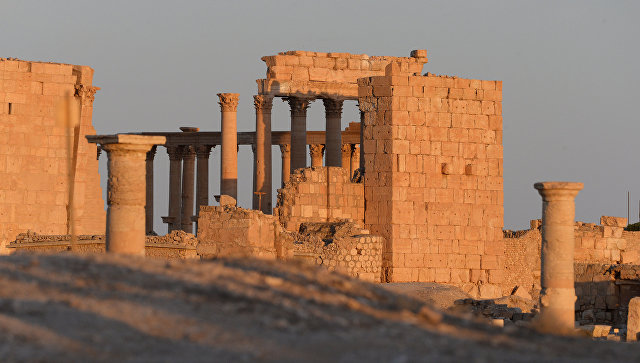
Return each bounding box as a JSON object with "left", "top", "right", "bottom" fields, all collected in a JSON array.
[
  {"left": 0, "top": 253, "right": 638, "bottom": 362},
  {"left": 383, "top": 282, "right": 472, "bottom": 310}
]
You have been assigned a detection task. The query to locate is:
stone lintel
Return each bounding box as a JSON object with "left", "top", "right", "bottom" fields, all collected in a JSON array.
[{"left": 87, "top": 134, "right": 166, "bottom": 146}]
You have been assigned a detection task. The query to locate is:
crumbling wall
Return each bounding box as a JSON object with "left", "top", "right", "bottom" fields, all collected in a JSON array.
[
  {"left": 275, "top": 167, "right": 364, "bottom": 232},
  {"left": 292, "top": 221, "right": 383, "bottom": 282},
  {"left": 258, "top": 50, "right": 427, "bottom": 99},
  {"left": 0, "top": 58, "right": 105, "bottom": 247},
  {"left": 7, "top": 230, "right": 196, "bottom": 259},
  {"left": 197, "top": 205, "right": 287, "bottom": 259},
  {"left": 358, "top": 63, "right": 504, "bottom": 297}
]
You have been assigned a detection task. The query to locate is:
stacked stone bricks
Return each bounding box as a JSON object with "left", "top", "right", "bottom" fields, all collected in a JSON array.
[
  {"left": 358, "top": 62, "right": 504, "bottom": 294},
  {"left": 258, "top": 50, "right": 427, "bottom": 99},
  {"left": 275, "top": 167, "right": 365, "bottom": 232},
  {"left": 0, "top": 59, "right": 105, "bottom": 246}
]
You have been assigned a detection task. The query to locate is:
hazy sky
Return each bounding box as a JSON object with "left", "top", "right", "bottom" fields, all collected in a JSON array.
[{"left": 2, "top": 1, "right": 639, "bottom": 232}]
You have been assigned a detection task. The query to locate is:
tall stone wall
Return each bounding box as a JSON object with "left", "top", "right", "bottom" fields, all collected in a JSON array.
[
  {"left": 358, "top": 63, "right": 504, "bottom": 295},
  {"left": 275, "top": 167, "right": 365, "bottom": 232},
  {"left": 0, "top": 59, "right": 106, "bottom": 247}
]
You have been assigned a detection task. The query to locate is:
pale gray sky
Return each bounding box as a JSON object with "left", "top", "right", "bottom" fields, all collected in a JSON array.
[{"left": 2, "top": 0, "right": 639, "bottom": 232}]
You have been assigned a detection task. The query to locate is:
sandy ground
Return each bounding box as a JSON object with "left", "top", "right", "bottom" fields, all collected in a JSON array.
[{"left": 0, "top": 253, "right": 638, "bottom": 362}]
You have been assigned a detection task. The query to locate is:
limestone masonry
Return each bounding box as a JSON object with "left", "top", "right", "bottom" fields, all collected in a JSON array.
[{"left": 0, "top": 58, "right": 105, "bottom": 248}]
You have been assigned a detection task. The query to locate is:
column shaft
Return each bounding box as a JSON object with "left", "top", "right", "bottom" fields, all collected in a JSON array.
[
  {"left": 254, "top": 95, "right": 273, "bottom": 213},
  {"left": 167, "top": 145, "right": 183, "bottom": 232},
  {"left": 287, "top": 97, "right": 311, "bottom": 173},
  {"left": 350, "top": 144, "right": 360, "bottom": 178},
  {"left": 323, "top": 98, "right": 343, "bottom": 167},
  {"left": 218, "top": 93, "right": 239, "bottom": 199},
  {"left": 145, "top": 145, "right": 157, "bottom": 235},
  {"left": 534, "top": 181, "right": 583, "bottom": 334},
  {"left": 309, "top": 144, "right": 325, "bottom": 168},
  {"left": 280, "top": 144, "right": 291, "bottom": 187},
  {"left": 181, "top": 146, "right": 196, "bottom": 233},
  {"left": 341, "top": 144, "right": 352, "bottom": 172},
  {"left": 87, "top": 134, "right": 165, "bottom": 255},
  {"left": 196, "top": 145, "right": 213, "bottom": 217}
]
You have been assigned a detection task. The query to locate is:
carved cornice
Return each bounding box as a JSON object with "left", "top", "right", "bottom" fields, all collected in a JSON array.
[
  {"left": 217, "top": 93, "right": 240, "bottom": 112},
  {"left": 75, "top": 85, "right": 100, "bottom": 104},
  {"left": 279, "top": 144, "right": 291, "bottom": 154},
  {"left": 284, "top": 97, "right": 311, "bottom": 116},
  {"left": 309, "top": 144, "right": 325, "bottom": 157},
  {"left": 253, "top": 95, "right": 273, "bottom": 111},
  {"left": 323, "top": 98, "right": 344, "bottom": 117}
]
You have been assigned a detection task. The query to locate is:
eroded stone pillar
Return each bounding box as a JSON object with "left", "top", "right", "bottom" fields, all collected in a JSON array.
[
  {"left": 309, "top": 144, "right": 325, "bottom": 168},
  {"left": 254, "top": 95, "right": 273, "bottom": 214},
  {"left": 341, "top": 144, "right": 351, "bottom": 171},
  {"left": 165, "top": 145, "right": 183, "bottom": 232},
  {"left": 286, "top": 97, "right": 311, "bottom": 173},
  {"left": 145, "top": 145, "right": 157, "bottom": 235},
  {"left": 350, "top": 144, "right": 360, "bottom": 177},
  {"left": 279, "top": 144, "right": 291, "bottom": 187},
  {"left": 323, "top": 98, "right": 343, "bottom": 167},
  {"left": 534, "top": 181, "right": 583, "bottom": 334},
  {"left": 181, "top": 146, "right": 196, "bottom": 233},
  {"left": 87, "top": 134, "right": 165, "bottom": 255},
  {"left": 218, "top": 93, "right": 239, "bottom": 200},
  {"left": 196, "top": 144, "right": 213, "bottom": 217}
]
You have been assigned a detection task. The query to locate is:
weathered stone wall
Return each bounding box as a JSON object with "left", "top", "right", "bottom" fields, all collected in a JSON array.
[
  {"left": 575, "top": 264, "right": 640, "bottom": 326},
  {"left": 0, "top": 58, "right": 105, "bottom": 247},
  {"left": 6, "top": 230, "right": 197, "bottom": 259},
  {"left": 275, "top": 167, "right": 365, "bottom": 232},
  {"left": 197, "top": 206, "right": 286, "bottom": 260},
  {"left": 504, "top": 216, "right": 640, "bottom": 299},
  {"left": 292, "top": 222, "right": 383, "bottom": 282},
  {"left": 258, "top": 50, "right": 427, "bottom": 99},
  {"left": 358, "top": 63, "right": 504, "bottom": 297}
]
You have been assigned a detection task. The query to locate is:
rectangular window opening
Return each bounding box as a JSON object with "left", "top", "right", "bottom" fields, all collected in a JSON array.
[{"left": 8, "top": 103, "right": 12, "bottom": 115}]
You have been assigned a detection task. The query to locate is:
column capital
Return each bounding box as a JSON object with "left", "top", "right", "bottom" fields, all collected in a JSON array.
[
  {"left": 196, "top": 144, "right": 214, "bottom": 158},
  {"left": 251, "top": 144, "right": 257, "bottom": 154},
  {"left": 75, "top": 84, "right": 100, "bottom": 104},
  {"left": 181, "top": 145, "right": 196, "bottom": 159},
  {"left": 284, "top": 97, "right": 312, "bottom": 116},
  {"left": 96, "top": 145, "right": 102, "bottom": 160},
  {"left": 146, "top": 145, "right": 157, "bottom": 161},
  {"left": 87, "top": 134, "right": 164, "bottom": 155},
  {"left": 217, "top": 93, "right": 240, "bottom": 112},
  {"left": 309, "top": 144, "right": 325, "bottom": 158},
  {"left": 165, "top": 144, "right": 183, "bottom": 161},
  {"left": 341, "top": 143, "right": 352, "bottom": 153},
  {"left": 279, "top": 144, "right": 291, "bottom": 154},
  {"left": 323, "top": 98, "right": 344, "bottom": 116},
  {"left": 253, "top": 95, "right": 274, "bottom": 111},
  {"left": 534, "top": 182, "right": 583, "bottom": 202}
]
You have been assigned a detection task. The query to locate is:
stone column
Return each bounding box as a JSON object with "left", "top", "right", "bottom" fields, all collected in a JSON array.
[
  {"left": 323, "top": 98, "right": 343, "bottom": 167},
  {"left": 181, "top": 146, "right": 196, "bottom": 233},
  {"left": 341, "top": 144, "right": 351, "bottom": 171},
  {"left": 350, "top": 144, "right": 360, "bottom": 178},
  {"left": 359, "top": 110, "right": 365, "bottom": 170},
  {"left": 279, "top": 144, "right": 291, "bottom": 187},
  {"left": 196, "top": 145, "right": 213, "bottom": 217},
  {"left": 309, "top": 144, "right": 325, "bottom": 168},
  {"left": 254, "top": 95, "right": 273, "bottom": 214},
  {"left": 286, "top": 97, "right": 311, "bottom": 173},
  {"left": 87, "top": 134, "right": 165, "bottom": 255},
  {"left": 534, "top": 181, "right": 583, "bottom": 334},
  {"left": 218, "top": 93, "right": 239, "bottom": 199},
  {"left": 145, "top": 145, "right": 157, "bottom": 235},
  {"left": 165, "top": 145, "right": 183, "bottom": 232}
]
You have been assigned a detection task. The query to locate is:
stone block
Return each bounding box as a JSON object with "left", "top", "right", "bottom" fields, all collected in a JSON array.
[
  {"left": 600, "top": 216, "right": 627, "bottom": 227},
  {"left": 628, "top": 297, "right": 640, "bottom": 341}
]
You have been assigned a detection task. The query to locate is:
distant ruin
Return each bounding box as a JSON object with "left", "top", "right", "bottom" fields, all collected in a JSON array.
[{"left": 3, "top": 50, "right": 640, "bottom": 338}]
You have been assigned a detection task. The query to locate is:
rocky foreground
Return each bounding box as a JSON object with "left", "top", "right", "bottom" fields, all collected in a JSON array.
[{"left": 0, "top": 253, "right": 637, "bottom": 362}]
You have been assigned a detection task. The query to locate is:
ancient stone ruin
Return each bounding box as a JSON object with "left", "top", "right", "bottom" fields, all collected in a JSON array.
[{"left": 3, "top": 50, "right": 640, "bottom": 340}]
